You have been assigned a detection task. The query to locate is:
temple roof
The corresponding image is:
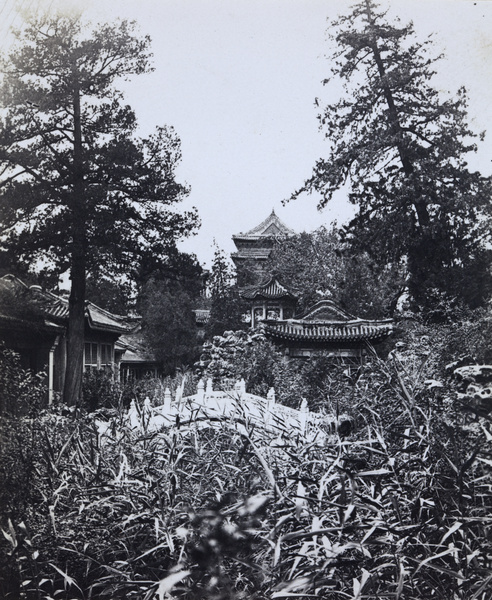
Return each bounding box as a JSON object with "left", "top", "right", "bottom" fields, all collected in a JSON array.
[
  {"left": 0, "top": 274, "right": 129, "bottom": 334},
  {"left": 300, "top": 299, "right": 355, "bottom": 322},
  {"left": 241, "top": 277, "right": 297, "bottom": 301},
  {"left": 232, "top": 210, "right": 295, "bottom": 242},
  {"left": 263, "top": 299, "right": 393, "bottom": 343},
  {"left": 263, "top": 320, "right": 393, "bottom": 343}
]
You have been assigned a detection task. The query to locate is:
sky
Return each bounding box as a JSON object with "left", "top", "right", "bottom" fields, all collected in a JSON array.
[{"left": 2, "top": 0, "right": 492, "bottom": 268}]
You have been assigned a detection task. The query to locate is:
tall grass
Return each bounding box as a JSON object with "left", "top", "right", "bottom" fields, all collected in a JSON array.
[{"left": 1, "top": 347, "right": 491, "bottom": 599}]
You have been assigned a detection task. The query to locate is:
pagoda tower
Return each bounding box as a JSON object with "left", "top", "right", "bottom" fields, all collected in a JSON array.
[{"left": 231, "top": 209, "right": 295, "bottom": 287}]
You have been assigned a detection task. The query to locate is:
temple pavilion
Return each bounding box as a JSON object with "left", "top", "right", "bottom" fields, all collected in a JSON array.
[
  {"left": 231, "top": 211, "right": 393, "bottom": 360},
  {"left": 261, "top": 298, "right": 393, "bottom": 360},
  {"left": 240, "top": 276, "right": 297, "bottom": 327}
]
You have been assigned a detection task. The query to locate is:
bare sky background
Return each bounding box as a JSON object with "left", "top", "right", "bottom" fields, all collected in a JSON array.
[{"left": 2, "top": 0, "right": 492, "bottom": 268}]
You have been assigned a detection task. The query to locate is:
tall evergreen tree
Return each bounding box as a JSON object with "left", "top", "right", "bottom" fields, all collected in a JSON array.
[
  {"left": 140, "top": 278, "right": 198, "bottom": 375},
  {"left": 293, "top": 0, "right": 492, "bottom": 315},
  {"left": 0, "top": 13, "right": 198, "bottom": 403},
  {"left": 206, "top": 244, "right": 246, "bottom": 337}
]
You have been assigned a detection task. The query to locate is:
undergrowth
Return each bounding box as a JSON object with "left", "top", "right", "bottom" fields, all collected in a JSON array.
[{"left": 1, "top": 318, "right": 491, "bottom": 599}]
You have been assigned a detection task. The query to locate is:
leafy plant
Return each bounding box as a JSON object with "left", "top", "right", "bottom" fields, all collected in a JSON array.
[
  {"left": 1, "top": 320, "right": 491, "bottom": 599},
  {"left": 82, "top": 369, "right": 121, "bottom": 412},
  {"left": 0, "top": 343, "right": 47, "bottom": 416}
]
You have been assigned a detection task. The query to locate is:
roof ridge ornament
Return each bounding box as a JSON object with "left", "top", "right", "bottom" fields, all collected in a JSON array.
[{"left": 233, "top": 210, "right": 295, "bottom": 240}]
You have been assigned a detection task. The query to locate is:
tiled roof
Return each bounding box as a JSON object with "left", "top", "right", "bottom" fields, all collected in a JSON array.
[
  {"left": 0, "top": 275, "right": 64, "bottom": 334},
  {"left": 40, "top": 294, "right": 128, "bottom": 333},
  {"left": 117, "top": 329, "right": 158, "bottom": 364},
  {"left": 87, "top": 304, "right": 128, "bottom": 333},
  {"left": 264, "top": 319, "right": 393, "bottom": 343},
  {"left": 241, "top": 277, "right": 297, "bottom": 300},
  {"left": 262, "top": 298, "right": 393, "bottom": 343},
  {"left": 300, "top": 299, "right": 355, "bottom": 322},
  {"left": 233, "top": 210, "right": 295, "bottom": 241},
  {"left": 0, "top": 312, "right": 64, "bottom": 334},
  {"left": 0, "top": 274, "right": 129, "bottom": 334},
  {"left": 118, "top": 343, "right": 156, "bottom": 364}
]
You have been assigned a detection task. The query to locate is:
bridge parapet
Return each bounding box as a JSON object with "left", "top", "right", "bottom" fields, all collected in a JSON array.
[{"left": 126, "top": 378, "right": 348, "bottom": 444}]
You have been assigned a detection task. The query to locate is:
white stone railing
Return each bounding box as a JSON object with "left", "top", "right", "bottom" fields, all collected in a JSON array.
[{"left": 125, "top": 378, "right": 343, "bottom": 444}]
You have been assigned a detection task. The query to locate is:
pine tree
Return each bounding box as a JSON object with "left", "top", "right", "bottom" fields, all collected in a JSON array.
[
  {"left": 140, "top": 278, "right": 198, "bottom": 374},
  {"left": 0, "top": 12, "right": 198, "bottom": 403},
  {"left": 294, "top": 0, "right": 492, "bottom": 315}
]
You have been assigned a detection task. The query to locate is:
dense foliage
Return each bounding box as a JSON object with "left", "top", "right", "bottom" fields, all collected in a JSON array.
[
  {"left": 294, "top": 0, "right": 492, "bottom": 315},
  {"left": 266, "top": 226, "right": 404, "bottom": 317},
  {"left": 85, "top": 275, "right": 133, "bottom": 315},
  {"left": 140, "top": 278, "right": 199, "bottom": 375},
  {"left": 0, "top": 344, "right": 47, "bottom": 416},
  {"left": 198, "top": 329, "right": 351, "bottom": 412},
  {"left": 206, "top": 245, "right": 247, "bottom": 338}
]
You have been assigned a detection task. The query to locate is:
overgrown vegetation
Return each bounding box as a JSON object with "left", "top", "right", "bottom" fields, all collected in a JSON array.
[
  {"left": 265, "top": 227, "right": 405, "bottom": 318},
  {"left": 0, "top": 2, "right": 491, "bottom": 598},
  {"left": 1, "top": 313, "right": 491, "bottom": 599}
]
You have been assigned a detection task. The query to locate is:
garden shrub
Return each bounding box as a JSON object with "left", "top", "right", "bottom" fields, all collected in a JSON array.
[
  {"left": 198, "top": 330, "right": 363, "bottom": 411},
  {"left": 394, "top": 308, "right": 492, "bottom": 376},
  {"left": 82, "top": 368, "right": 121, "bottom": 412},
  {"left": 0, "top": 343, "right": 47, "bottom": 416}
]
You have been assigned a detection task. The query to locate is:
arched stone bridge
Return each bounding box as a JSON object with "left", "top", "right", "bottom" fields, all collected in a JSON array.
[{"left": 126, "top": 378, "right": 351, "bottom": 444}]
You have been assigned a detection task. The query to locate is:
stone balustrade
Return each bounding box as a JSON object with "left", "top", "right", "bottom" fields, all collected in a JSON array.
[{"left": 126, "top": 378, "right": 347, "bottom": 443}]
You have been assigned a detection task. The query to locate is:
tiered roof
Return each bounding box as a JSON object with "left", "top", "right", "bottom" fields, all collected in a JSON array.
[
  {"left": 233, "top": 209, "right": 295, "bottom": 242},
  {"left": 231, "top": 210, "right": 296, "bottom": 266}
]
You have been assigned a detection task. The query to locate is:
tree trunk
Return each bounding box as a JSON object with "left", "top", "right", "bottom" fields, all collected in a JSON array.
[
  {"left": 63, "top": 75, "right": 86, "bottom": 407},
  {"left": 64, "top": 253, "right": 86, "bottom": 406},
  {"left": 364, "top": 0, "right": 431, "bottom": 230}
]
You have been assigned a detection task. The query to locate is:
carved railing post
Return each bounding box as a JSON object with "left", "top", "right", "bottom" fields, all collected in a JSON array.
[
  {"left": 142, "top": 396, "right": 152, "bottom": 431},
  {"left": 175, "top": 385, "right": 182, "bottom": 406},
  {"left": 266, "top": 387, "right": 275, "bottom": 425},
  {"left": 196, "top": 379, "right": 205, "bottom": 402},
  {"left": 299, "top": 398, "right": 308, "bottom": 435},
  {"left": 163, "top": 387, "right": 172, "bottom": 413},
  {"left": 128, "top": 399, "right": 139, "bottom": 429}
]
